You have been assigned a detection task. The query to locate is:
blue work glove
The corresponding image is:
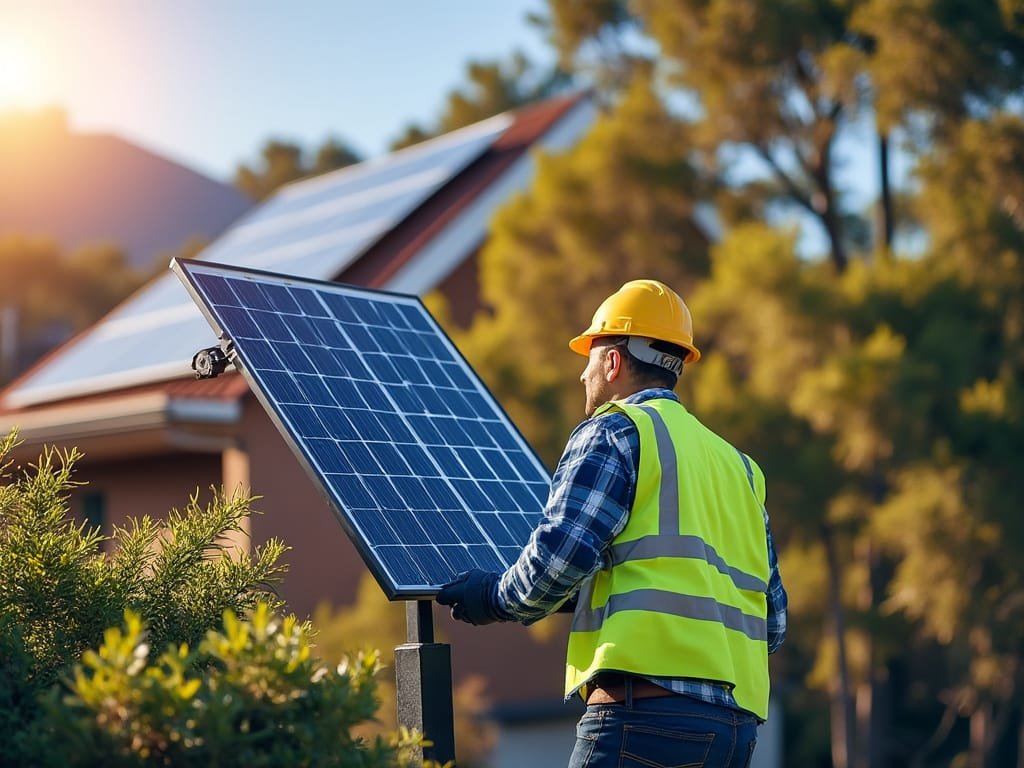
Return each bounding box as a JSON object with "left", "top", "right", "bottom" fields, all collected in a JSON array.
[{"left": 436, "top": 569, "right": 502, "bottom": 625}]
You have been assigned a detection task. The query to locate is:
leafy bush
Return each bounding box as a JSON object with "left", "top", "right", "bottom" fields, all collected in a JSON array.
[
  {"left": 0, "top": 431, "right": 435, "bottom": 767},
  {"left": 31, "top": 605, "right": 423, "bottom": 767}
]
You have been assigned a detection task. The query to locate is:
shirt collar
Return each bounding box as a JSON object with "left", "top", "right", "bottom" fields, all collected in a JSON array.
[{"left": 621, "top": 388, "right": 679, "bottom": 405}]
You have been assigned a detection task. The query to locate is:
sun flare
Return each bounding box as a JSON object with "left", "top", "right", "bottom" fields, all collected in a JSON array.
[{"left": 0, "top": 39, "right": 43, "bottom": 110}]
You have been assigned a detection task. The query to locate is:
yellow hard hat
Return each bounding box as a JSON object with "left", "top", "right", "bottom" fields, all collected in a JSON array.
[{"left": 569, "top": 279, "right": 701, "bottom": 363}]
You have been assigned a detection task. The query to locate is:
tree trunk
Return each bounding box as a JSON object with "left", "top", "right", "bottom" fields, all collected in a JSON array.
[
  {"left": 1017, "top": 705, "right": 1024, "bottom": 768},
  {"left": 854, "top": 539, "right": 889, "bottom": 768},
  {"left": 971, "top": 700, "right": 992, "bottom": 768},
  {"left": 823, "top": 523, "right": 856, "bottom": 768},
  {"left": 876, "top": 129, "right": 894, "bottom": 257}
]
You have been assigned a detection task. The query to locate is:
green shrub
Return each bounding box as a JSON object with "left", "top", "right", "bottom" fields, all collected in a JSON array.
[
  {"left": 0, "top": 432, "right": 287, "bottom": 693},
  {"left": 0, "top": 432, "right": 438, "bottom": 767},
  {"left": 32, "top": 605, "right": 423, "bottom": 767}
]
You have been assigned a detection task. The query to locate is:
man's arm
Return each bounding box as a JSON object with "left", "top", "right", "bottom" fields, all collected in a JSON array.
[
  {"left": 765, "top": 520, "right": 787, "bottom": 654},
  {"left": 494, "top": 414, "right": 638, "bottom": 624},
  {"left": 435, "top": 414, "right": 636, "bottom": 625}
]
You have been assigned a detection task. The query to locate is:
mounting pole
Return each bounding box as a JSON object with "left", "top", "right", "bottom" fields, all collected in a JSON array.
[{"left": 395, "top": 600, "right": 456, "bottom": 765}]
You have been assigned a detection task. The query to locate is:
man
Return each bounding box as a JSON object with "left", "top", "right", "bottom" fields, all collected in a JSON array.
[{"left": 438, "top": 279, "right": 787, "bottom": 768}]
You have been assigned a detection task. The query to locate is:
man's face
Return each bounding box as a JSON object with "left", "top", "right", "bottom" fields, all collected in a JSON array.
[{"left": 580, "top": 342, "right": 616, "bottom": 417}]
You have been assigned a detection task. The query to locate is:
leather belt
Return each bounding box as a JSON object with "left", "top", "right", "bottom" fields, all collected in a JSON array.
[{"left": 586, "top": 674, "right": 676, "bottom": 705}]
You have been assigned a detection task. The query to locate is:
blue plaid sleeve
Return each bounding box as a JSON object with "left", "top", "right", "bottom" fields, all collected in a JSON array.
[
  {"left": 765, "top": 520, "right": 787, "bottom": 654},
  {"left": 495, "top": 413, "right": 637, "bottom": 624}
]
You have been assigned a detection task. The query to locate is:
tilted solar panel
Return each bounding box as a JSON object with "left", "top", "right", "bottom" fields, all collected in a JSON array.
[{"left": 172, "top": 258, "right": 548, "bottom": 599}]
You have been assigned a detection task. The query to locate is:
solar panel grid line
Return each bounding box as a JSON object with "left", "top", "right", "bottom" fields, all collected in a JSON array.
[{"left": 172, "top": 257, "right": 549, "bottom": 599}]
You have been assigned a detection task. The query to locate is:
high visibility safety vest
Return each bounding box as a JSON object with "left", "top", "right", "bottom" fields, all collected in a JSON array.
[{"left": 565, "top": 398, "right": 771, "bottom": 720}]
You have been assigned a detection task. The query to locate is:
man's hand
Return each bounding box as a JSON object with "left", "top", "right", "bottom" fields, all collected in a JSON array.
[{"left": 436, "top": 570, "right": 502, "bottom": 625}]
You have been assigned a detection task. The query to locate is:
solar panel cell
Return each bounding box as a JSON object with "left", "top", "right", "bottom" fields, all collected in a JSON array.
[
  {"left": 478, "top": 514, "right": 517, "bottom": 547},
  {"left": 290, "top": 287, "right": 331, "bottom": 317},
  {"left": 458, "top": 449, "right": 495, "bottom": 481},
  {"left": 333, "top": 349, "right": 372, "bottom": 379},
  {"left": 318, "top": 408, "right": 360, "bottom": 440},
  {"left": 346, "top": 410, "right": 390, "bottom": 441},
  {"left": 356, "top": 509, "right": 400, "bottom": 546},
  {"left": 321, "top": 293, "right": 362, "bottom": 323},
  {"left": 364, "top": 354, "right": 402, "bottom": 384},
  {"left": 230, "top": 280, "right": 274, "bottom": 311},
  {"left": 431, "top": 417, "right": 470, "bottom": 447},
  {"left": 261, "top": 283, "right": 303, "bottom": 314},
  {"left": 364, "top": 476, "right": 406, "bottom": 509},
  {"left": 480, "top": 481, "right": 518, "bottom": 512},
  {"left": 357, "top": 381, "right": 393, "bottom": 412},
  {"left": 442, "top": 510, "right": 487, "bottom": 545},
  {"left": 508, "top": 482, "right": 541, "bottom": 513},
  {"left": 408, "top": 414, "right": 443, "bottom": 445},
  {"left": 376, "top": 412, "right": 416, "bottom": 444},
  {"left": 173, "top": 259, "right": 551, "bottom": 598},
  {"left": 342, "top": 323, "right": 379, "bottom": 352},
  {"left": 376, "top": 546, "right": 428, "bottom": 586},
  {"left": 430, "top": 446, "right": 469, "bottom": 478},
  {"left": 273, "top": 343, "right": 317, "bottom": 374},
  {"left": 368, "top": 443, "right": 411, "bottom": 475},
  {"left": 437, "top": 545, "right": 478, "bottom": 575},
  {"left": 328, "top": 475, "right": 376, "bottom": 510},
  {"left": 405, "top": 548, "right": 446, "bottom": 581},
  {"left": 281, "top": 404, "right": 330, "bottom": 438},
  {"left": 451, "top": 479, "right": 492, "bottom": 511},
  {"left": 294, "top": 374, "right": 338, "bottom": 407},
  {"left": 196, "top": 274, "right": 242, "bottom": 306},
  {"left": 216, "top": 306, "right": 261, "bottom": 338}
]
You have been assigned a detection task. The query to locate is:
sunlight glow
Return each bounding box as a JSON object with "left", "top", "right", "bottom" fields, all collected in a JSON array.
[{"left": 0, "top": 39, "right": 43, "bottom": 110}]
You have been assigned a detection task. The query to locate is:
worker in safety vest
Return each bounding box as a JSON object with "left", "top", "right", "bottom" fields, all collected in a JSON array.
[{"left": 438, "top": 280, "right": 787, "bottom": 768}]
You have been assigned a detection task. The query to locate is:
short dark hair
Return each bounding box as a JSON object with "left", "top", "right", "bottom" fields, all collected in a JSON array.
[{"left": 593, "top": 336, "right": 685, "bottom": 390}]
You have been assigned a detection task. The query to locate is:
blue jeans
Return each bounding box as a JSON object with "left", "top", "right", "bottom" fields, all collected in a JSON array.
[{"left": 567, "top": 694, "right": 759, "bottom": 768}]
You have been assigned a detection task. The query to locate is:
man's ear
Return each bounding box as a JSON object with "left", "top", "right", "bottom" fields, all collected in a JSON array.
[{"left": 605, "top": 347, "right": 622, "bottom": 382}]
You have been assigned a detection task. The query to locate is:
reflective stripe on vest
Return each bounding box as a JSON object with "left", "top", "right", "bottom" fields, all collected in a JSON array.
[{"left": 565, "top": 399, "right": 771, "bottom": 719}]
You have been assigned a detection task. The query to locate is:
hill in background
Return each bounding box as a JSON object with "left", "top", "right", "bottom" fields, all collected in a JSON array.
[{"left": 0, "top": 108, "right": 251, "bottom": 270}]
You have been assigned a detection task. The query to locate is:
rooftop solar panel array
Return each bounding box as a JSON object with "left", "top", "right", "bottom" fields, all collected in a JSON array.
[
  {"left": 172, "top": 258, "right": 547, "bottom": 599},
  {"left": 4, "top": 116, "right": 511, "bottom": 408}
]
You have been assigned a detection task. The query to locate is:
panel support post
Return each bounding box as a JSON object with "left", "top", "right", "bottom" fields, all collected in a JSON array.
[{"left": 395, "top": 600, "right": 456, "bottom": 765}]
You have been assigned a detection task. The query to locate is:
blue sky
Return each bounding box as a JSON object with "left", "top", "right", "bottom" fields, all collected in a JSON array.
[{"left": 0, "top": 1, "right": 553, "bottom": 181}]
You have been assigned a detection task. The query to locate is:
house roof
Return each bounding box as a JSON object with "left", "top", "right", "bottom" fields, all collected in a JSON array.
[{"left": 1, "top": 93, "right": 595, "bottom": 448}]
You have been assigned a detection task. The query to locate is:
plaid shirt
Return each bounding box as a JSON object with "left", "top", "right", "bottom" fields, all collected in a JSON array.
[{"left": 495, "top": 388, "right": 787, "bottom": 716}]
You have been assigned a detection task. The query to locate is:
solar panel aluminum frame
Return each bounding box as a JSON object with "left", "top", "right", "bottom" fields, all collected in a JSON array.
[{"left": 170, "top": 257, "right": 550, "bottom": 601}]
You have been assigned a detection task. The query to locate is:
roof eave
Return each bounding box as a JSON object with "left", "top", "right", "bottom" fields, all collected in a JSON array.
[{"left": 3, "top": 392, "right": 242, "bottom": 459}]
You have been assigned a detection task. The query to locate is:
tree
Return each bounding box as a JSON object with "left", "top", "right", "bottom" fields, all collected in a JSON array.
[
  {"left": 525, "top": 5, "right": 1024, "bottom": 766},
  {"left": 0, "top": 237, "right": 144, "bottom": 385},
  {"left": 234, "top": 136, "right": 361, "bottom": 201}
]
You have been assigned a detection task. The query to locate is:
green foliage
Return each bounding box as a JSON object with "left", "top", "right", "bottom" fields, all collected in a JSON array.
[
  {"left": 30, "top": 605, "right": 424, "bottom": 768},
  {"left": 0, "top": 432, "right": 288, "bottom": 766},
  {"left": 312, "top": 574, "right": 494, "bottom": 766},
  {"left": 497, "top": 3, "right": 1024, "bottom": 764},
  {"left": 234, "top": 137, "right": 362, "bottom": 201}
]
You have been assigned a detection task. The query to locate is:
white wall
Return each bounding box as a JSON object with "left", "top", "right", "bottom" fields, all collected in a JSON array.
[{"left": 491, "top": 716, "right": 578, "bottom": 768}]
